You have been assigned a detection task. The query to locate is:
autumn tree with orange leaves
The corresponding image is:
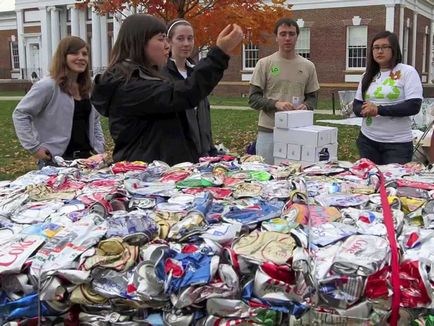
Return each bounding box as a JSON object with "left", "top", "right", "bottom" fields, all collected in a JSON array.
[{"left": 76, "top": 0, "right": 292, "bottom": 50}]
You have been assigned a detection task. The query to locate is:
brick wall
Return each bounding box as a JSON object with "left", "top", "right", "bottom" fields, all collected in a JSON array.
[
  {"left": 0, "top": 30, "right": 16, "bottom": 79},
  {"left": 214, "top": 4, "right": 432, "bottom": 98}
]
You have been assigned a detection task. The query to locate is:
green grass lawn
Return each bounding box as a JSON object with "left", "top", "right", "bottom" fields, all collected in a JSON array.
[
  {"left": 0, "top": 101, "right": 360, "bottom": 181},
  {"left": 0, "top": 90, "right": 26, "bottom": 96}
]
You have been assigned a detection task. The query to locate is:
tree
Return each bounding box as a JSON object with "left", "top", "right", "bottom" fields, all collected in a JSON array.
[{"left": 75, "top": 0, "right": 292, "bottom": 49}]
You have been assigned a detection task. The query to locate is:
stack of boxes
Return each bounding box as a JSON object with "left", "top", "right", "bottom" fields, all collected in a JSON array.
[{"left": 273, "top": 111, "right": 338, "bottom": 165}]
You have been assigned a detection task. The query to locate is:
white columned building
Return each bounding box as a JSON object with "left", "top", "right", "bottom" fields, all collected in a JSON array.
[
  {"left": 412, "top": 11, "right": 418, "bottom": 67},
  {"left": 15, "top": 9, "right": 25, "bottom": 78},
  {"left": 49, "top": 6, "right": 60, "bottom": 55},
  {"left": 385, "top": 4, "right": 395, "bottom": 32},
  {"left": 91, "top": 9, "right": 102, "bottom": 73},
  {"left": 78, "top": 8, "right": 87, "bottom": 41},
  {"left": 69, "top": 5, "right": 79, "bottom": 37},
  {"left": 430, "top": 20, "right": 434, "bottom": 83},
  {"left": 100, "top": 13, "right": 108, "bottom": 68},
  {"left": 39, "top": 6, "right": 52, "bottom": 74},
  {"left": 113, "top": 13, "right": 122, "bottom": 43}
]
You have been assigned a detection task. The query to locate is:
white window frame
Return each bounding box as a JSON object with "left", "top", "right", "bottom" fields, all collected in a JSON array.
[
  {"left": 346, "top": 25, "right": 367, "bottom": 70},
  {"left": 10, "top": 41, "right": 19, "bottom": 70},
  {"left": 242, "top": 42, "right": 259, "bottom": 70},
  {"left": 295, "top": 27, "right": 310, "bottom": 59},
  {"left": 403, "top": 19, "right": 410, "bottom": 64}
]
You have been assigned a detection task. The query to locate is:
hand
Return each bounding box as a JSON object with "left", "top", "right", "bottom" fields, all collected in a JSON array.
[
  {"left": 275, "top": 101, "right": 295, "bottom": 111},
  {"left": 33, "top": 147, "right": 52, "bottom": 160},
  {"left": 216, "top": 24, "right": 244, "bottom": 55},
  {"left": 295, "top": 103, "right": 308, "bottom": 110},
  {"left": 361, "top": 101, "right": 378, "bottom": 117}
]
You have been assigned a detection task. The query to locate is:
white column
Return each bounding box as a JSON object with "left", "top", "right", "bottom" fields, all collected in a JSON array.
[
  {"left": 412, "top": 12, "right": 418, "bottom": 67},
  {"left": 39, "top": 6, "right": 52, "bottom": 74},
  {"left": 69, "top": 5, "right": 80, "bottom": 37},
  {"left": 91, "top": 9, "right": 102, "bottom": 74},
  {"left": 59, "top": 7, "right": 67, "bottom": 39},
  {"left": 385, "top": 4, "right": 395, "bottom": 32},
  {"left": 79, "top": 9, "right": 87, "bottom": 41},
  {"left": 399, "top": 5, "right": 404, "bottom": 50},
  {"left": 16, "top": 9, "right": 26, "bottom": 79},
  {"left": 49, "top": 7, "right": 60, "bottom": 55},
  {"left": 429, "top": 21, "right": 434, "bottom": 83},
  {"left": 100, "top": 14, "right": 108, "bottom": 67},
  {"left": 113, "top": 12, "right": 122, "bottom": 44}
]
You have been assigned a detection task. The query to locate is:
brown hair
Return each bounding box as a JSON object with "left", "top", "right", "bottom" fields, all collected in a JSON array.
[
  {"left": 106, "top": 14, "right": 166, "bottom": 82},
  {"left": 49, "top": 36, "right": 91, "bottom": 98}
]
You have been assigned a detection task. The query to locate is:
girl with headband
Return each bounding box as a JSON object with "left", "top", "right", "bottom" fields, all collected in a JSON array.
[{"left": 162, "top": 18, "right": 218, "bottom": 159}]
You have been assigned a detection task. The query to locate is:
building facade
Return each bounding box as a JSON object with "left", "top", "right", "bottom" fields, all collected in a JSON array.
[{"left": 1, "top": 0, "right": 434, "bottom": 97}]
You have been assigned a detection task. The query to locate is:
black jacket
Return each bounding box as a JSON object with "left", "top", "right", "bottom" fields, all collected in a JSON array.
[
  {"left": 91, "top": 47, "right": 229, "bottom": 165},
  {"left": 161, "top": 58, "right": 215, "bottom": 157}
]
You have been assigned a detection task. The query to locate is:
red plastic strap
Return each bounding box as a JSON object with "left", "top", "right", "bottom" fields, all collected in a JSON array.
[{"left": 378, "top": 171, "right": 400, "bottom": 325}]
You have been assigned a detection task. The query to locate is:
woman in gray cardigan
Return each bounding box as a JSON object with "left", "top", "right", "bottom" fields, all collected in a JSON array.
[{"left": 13, "top": 36, "right": 105, "bottom": 167}]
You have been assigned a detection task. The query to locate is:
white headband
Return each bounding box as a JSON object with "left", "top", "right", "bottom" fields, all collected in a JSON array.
[{"left": 167, "top": 20, "right": 191, "bottom": 37}]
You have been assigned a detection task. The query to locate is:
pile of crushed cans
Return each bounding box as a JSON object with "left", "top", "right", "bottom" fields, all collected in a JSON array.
[{"left": 0, "top": 153, "right": 434, "bottom": 325}]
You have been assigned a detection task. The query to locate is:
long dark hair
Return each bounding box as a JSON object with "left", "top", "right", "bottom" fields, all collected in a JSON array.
[
  {"left": 105, "top": 14, "right": 166, "bottom": 81},
  {"left": 49, "top": 36, "right": 91, "bottom": 98},
  {"left": 361, "top": 31, "right": 402, "bottom": 99}
]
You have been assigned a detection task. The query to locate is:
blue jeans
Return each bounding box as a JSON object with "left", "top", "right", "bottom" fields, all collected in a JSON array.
[
  {"left": 256, "top": 131, "right": 274, "bottom": 164},
  {"left": 356, "top": 132, "right": 413, "bottom": 165}
]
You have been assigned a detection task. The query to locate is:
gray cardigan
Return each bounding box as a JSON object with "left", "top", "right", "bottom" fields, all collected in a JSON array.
[{"left": 13, "top": 77, "right": 105, "bottom": 157}]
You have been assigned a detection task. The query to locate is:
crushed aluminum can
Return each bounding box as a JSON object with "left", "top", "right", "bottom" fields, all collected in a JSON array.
[
  {"left": 232, "top": 230, "right": 296, "bottom": 265},
  {"left": 317, "top": 274, "right": 365, "bottom": 309},
  {"left": 331, "top": 234, "right": 390, "bottom": 276}
]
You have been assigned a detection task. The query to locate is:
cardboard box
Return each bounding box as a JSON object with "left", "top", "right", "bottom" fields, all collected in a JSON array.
[
  {"left": 311, "top": 125, "right": 338, "bottom": 144},
  {"left": 274, "top": 126, "right": 330, "bottom": 147},
  {"left": 275, "top": 111, "right": 313, "bottom": 129},
  {"left": 273, "top": 142, "right": 287, "bottom": 158},
  {"left": 287, "top": 143, "right": 301, "bottom": 160},
  {"left": 301, "top": 143, "right": 338, "bottom": 163}
]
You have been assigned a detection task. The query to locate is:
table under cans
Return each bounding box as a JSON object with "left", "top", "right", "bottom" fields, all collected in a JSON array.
[{"left": 0, "top": 154, "right": 433, "bottom": 325}]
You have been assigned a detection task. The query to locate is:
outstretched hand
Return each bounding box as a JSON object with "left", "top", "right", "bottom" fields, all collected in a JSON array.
[{"left": 216, "top": 24, "right": 244, "bottom": 55}]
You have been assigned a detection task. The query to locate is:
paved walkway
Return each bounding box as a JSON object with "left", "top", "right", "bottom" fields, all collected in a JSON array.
[
  {"left": 0, "top": 97, "right": 336, "bottom": 115},
  {"left": 0, "top": 96, "right": 23, "bottom": 101}
]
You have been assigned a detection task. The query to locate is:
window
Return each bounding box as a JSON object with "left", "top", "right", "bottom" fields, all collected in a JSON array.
[
  {"left": 347, "top": 25, "right": 367, "bottom": 69},
  {"left": 243, "top": 43, "right": 259, "bottom": 70},
  {"left": 296, "top": 28, "right": 310, "bottom": 59},
  {"left": 67, "top": 7, "right": 71, "bottom": 22},
  {"left": 10, "top": 41, "right": 19, "bottom": 70}
]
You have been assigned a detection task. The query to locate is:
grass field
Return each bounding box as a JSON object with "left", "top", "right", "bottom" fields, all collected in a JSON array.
[
  {"left": 0, "top": 100, "right": 360, "bottom": 181},
  {"left": 208, "top": 95, "right": 334, "bottom": 111}
]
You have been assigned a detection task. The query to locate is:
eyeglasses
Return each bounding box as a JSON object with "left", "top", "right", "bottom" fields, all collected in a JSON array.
[{"left": 372, "top": 45, "right": 392, "bottom": 52}]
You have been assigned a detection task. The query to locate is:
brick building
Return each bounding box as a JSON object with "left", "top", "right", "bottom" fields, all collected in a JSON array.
[{"left": 1, "top": 0, "right": 434, "bottom": 98}]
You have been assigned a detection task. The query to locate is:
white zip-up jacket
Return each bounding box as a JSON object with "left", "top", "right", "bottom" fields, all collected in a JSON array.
[{"left": 13, "top": 77, "right": 105, "bottom": 157}]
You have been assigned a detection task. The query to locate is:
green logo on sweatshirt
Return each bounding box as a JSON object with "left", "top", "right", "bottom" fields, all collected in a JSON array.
[{"left": 271, "top": 66, "right": 280, "bottom": 76}]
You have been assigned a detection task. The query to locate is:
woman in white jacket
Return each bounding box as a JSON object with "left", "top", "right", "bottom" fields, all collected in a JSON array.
[{"left": 13, "top": 36, "right": 105, "bottom": 167}]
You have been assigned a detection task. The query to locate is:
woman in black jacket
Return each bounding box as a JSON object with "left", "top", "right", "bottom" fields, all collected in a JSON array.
[
  {"left": 162, "top": 19, "right": 217, "bottom": 158},
  {"left": 91, "top": 14, "right": 243, "bottom": 165}
]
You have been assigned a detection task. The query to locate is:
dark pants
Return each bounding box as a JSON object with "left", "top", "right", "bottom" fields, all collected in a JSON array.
[{"left": 356, "top": 132, "right": 413, "bottom": 165}]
